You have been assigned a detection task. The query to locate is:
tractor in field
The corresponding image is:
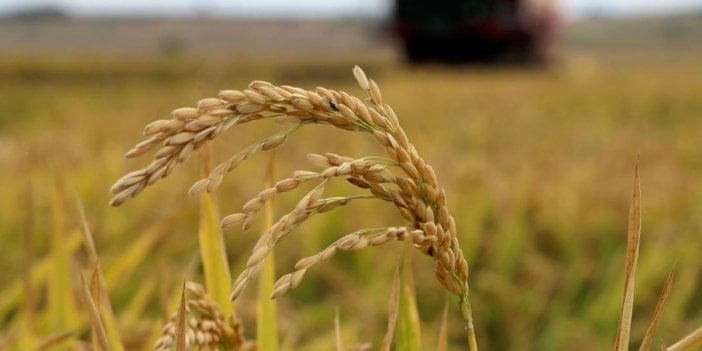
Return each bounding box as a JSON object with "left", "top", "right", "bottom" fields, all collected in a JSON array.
[{"left": 393, "top": 0, "right": 560, "bottom": 63}]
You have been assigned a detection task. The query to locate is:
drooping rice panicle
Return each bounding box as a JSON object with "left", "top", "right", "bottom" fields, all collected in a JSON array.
[{"left": 111, "top": 66, "right": 477, "bottom": 348}]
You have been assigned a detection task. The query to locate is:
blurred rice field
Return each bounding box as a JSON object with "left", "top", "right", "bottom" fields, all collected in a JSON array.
[{"left": 1, "top": 29, "right": 702, "bottom": 350}]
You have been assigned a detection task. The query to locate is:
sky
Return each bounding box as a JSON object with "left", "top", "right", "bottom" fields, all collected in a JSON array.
[{"left": 1, "top": 0, "right": 702, "bottom": 20}]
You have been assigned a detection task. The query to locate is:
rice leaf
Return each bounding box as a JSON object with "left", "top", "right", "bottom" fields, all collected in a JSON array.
[
  {"left": 380, "top": 262, "right": 401, "bottom": 351},
  {"left": 396, "top": 247, "right": 422, "bottom": 351},
  {"left": 258, "top": 151, "right": 279, "bottom": 351},
  {"left": 614, "top": 161, "right": 642, "bottom": 351},
  {"left": 639, "top": 270, "right": 675, "bottom": 351},
  {"left": 197, "top": 149, "right": 233, "bottom": 316}
]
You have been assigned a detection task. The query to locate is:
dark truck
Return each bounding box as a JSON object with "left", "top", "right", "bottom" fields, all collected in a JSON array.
[{"left": 393, "top": 0, "right": 559, "bottom": 63}]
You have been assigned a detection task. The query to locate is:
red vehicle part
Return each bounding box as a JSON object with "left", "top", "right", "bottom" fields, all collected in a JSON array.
[{"left": 393, "top": 0, "right": 560, "bottom": 63}]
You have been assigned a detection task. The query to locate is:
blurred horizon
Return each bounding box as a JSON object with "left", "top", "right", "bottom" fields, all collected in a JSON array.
[{"left": 2, "top": 0, "right": 702, "bottom": 21}]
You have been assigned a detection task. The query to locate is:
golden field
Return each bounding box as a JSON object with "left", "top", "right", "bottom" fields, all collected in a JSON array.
[{"left": 1, "top": 18, "right": 702, "bottom": 350}]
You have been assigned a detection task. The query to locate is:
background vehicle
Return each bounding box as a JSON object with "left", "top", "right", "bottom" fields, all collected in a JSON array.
[{"left": 393, "top": 0, "right": 560, "bottom": 63}]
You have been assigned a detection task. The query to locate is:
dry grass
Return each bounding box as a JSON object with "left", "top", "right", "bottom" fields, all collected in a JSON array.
[
  {"left": 640, "top": 271, "right": 674, "bottom": 350},
  {"left": 614, "top": 162, "right": 642, "bottom": 351}
]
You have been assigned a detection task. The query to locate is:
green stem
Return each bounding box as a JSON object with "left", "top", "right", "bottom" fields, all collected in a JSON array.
[
  {"left": 460, "top": 293, "right": 479, "bottom": 351},
  {"left": 449, "top": 269, "right": 478, "bottom": 351}
]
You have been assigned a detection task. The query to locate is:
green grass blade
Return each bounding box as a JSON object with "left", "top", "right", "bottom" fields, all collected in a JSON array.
[
  {"left": 614, "top": 161, "right": 642, "bottom": 351},
  {"left": 258, "top": 152, "right": 279, "bottom": 351},
  {"left": 639, "top": 270, "right": 674, "bottom": 351},
  {"left": 396, "top": 247, "right": 422, "bottom": 351}
]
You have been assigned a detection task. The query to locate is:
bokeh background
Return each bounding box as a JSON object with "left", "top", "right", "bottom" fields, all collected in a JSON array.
[{"left": 1, "top": 1, "right": 702, "bottom": 350}]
